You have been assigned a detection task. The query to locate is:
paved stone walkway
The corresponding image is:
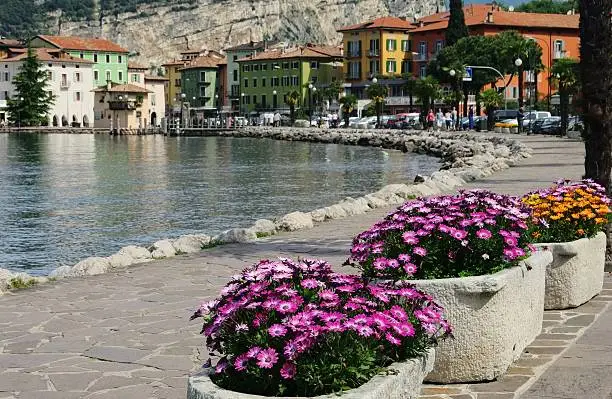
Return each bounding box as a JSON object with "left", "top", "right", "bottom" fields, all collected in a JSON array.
[{"left": 0, "top": 134, "right": 602, "bottom": 399}]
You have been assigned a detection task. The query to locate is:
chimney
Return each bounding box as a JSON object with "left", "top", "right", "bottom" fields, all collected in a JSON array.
[{"left": 486, "top": 11, "right": 494, "bottom": 23}]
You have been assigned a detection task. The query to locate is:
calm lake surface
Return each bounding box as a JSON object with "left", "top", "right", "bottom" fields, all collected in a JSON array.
[{"left": 0, "top": 133, "right": 440, "bottom": 275}]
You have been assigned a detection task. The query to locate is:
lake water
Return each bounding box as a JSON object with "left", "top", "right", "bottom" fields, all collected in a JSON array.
[{"left": 0, "top": 133, "right": 440, "bottom": 275}]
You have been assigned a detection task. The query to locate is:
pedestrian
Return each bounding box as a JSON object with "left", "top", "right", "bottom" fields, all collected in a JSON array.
[
  {"left": 517, "top": 107, "right": 525, "bottom": 134},
  {"left": 436, "top": 108, "right": 444, "bottom": 131},
  {"left": 426, "top": 109, "right": 435, "bottom": 132},
  {"left": 273, "top": 111, "right": 281, "bottom": 127},
  {"left": 468, "top": 106, "right": 475, "bottom": 130},
  {"left": 451, "top": 107, "right": 458, "bottom": 130},
  {"left": 444, "top": 109, "right": 452, "bottom": 131}
]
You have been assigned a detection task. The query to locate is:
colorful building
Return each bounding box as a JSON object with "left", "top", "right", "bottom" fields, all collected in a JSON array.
[
  {"left": 30, "top": 35, "right": 129, "bottom": 87},
  {"left": 93, "top": 82, "right": 152, "bottom": 131},
  {"left": 0, "top": 48, "right": 94, "bottom": 127},
  {"left": 410, "top": 4, "right": 580, "bottom": 105},
  {"left": 237, "top": 44, "right": 343, "bottom": 115},
  {"left": 128, "top": 62, "right": 167, "bottom": 127},
  {"left": 224, "top": 41, "right": 282, "bottom": 112},
  {"left": 179, "top": 52, "right": 225, "bottom": 111},
  {"left": 337, "top": 17, "right": 416, "bottom": 100}
]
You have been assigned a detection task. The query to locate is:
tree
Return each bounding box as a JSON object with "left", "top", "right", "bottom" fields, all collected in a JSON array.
[
  {"left": 6, "top": 46, "right": 55, "bottom": 127},
  {"left": 445, "top": 0, "right": 469, "bottom": 47},
  {"left": 402, "top": 74, "right": 418, "bottom": 109},
  {"left": 285, "top": 90, "right": 300, "bottom": 125},
  {"left": 480, "top": 88, "right": 503, "bottom": 131},
  {"left": 580, "top": 0, "right": 612, "bottom": 193},
  {"left": 415, "top": 76, "right": 442, "bottom": 115},
  {"left": 551, "top": 58, "right": 579, "bottom": 136},
  {"left": 516, "top": 0, "right": 577, "bottom": 14},
  {"left": 366, "top": 83, "right": 388, "bottom": 128},
  {"left": 338, "top": 94, "right": 357, "bottom": 128}
]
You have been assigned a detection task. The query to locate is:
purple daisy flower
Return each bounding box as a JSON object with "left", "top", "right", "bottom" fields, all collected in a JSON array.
[
  {"left": 268, "top": 324, "right": 288, "bottom": 337},
  {"left": 280, "top": 361, "right": 297, "bottom": 380},
  {"left": 256, "top": 348, "right": 278, "bottom": 369}
]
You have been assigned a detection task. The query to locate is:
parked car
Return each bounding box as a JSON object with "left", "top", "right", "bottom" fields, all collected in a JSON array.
[
  {"left": 385, "top": 115, "right": 399, "bottom": 129},
  {"left": 495, "top": 111, "right": 552, "bottom": 131},
  {"left": 532, "top": 117, "right": 561, "bottom": 135},
  {"left": 493, "top": 109, "right": 519, "bottom": 122},
  {"left": 395, "top": 113, "right": 420, "bottom": 129}
]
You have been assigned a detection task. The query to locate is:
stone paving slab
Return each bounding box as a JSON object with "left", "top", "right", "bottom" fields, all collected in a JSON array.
[{"left": 0, "top": 134, "right": 602, "bottom": 398}]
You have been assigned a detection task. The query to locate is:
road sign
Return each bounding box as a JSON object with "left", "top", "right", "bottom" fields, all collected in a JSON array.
[{"left": 463, "top": 67, "right": 473, "bottom": 82}]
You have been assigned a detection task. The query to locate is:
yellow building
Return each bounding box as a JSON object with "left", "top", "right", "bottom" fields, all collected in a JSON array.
[
  {"left": 161, "top": 59, "right": 189, "bottom": 113},
  {"left": 337, "top": 17, "right": 415, "bottom": 105}
]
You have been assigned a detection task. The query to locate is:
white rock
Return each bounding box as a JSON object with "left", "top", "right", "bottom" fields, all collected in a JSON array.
[
  {"left": 310, "top": 208, "right": 327, "bottom": 222},
  {"left": 293, "top": 119, "right": 310, "bottom": 128},
  {"left": 323, "top": 204, "right": 348, "bottom": 219},
  {"left": 214, "top": 228, "right": 257, "bottom": 244},
  {"left": 193, "top": 234, "right": 212, "bottom": 247},
  {"left": 106, "top": 252, "right": 135, "bottom": 268},
  {"left": 275, "top": 211, "right": 314, "bottom": 231},
  {"left": 363, "top": 193, "right": 388, "bottom": 208},
  {"left": 71, "top": 257, "right": 111, "bottom": 276},
  {"left": 118, "top": 245, "right": 152, "bottom": 263},
  {"left": 173, "top": 235, "right": 206, "bottom": 254},
  {"left": 150, "top": 239, "right": 176, "bottom": 259},
  {"left": 252, "top": 219, "right": 276, "bottom": 236},
  {"left": 49, "top": 266, "right": 73, "bottom": 278}
]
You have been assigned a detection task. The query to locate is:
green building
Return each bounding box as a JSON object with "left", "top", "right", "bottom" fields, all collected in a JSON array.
[
  {"left": 237, "top": 44, "right": 344, "bottom": 115},
  {"left": 31, "top": 35, "right": 129, "bottom": 87},
  {"left": 179, "top": 52, "right": 225, "bottom": 111}
]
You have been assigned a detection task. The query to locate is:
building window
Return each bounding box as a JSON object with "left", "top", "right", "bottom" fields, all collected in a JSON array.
[
  {"left": 554, "top": 40, "right": 565, "bottom": 57},
  {"left": 419, "top": 42, "right": 427, "bottom": 60},
  {"left": 118, "top": 55, "right": 123, "bottom": 63},
  {"left": 75, "top": 72, "right": 81, "bottom": 82},
  {"left": 349, "top": 61, "right": 360, "bottom": 79},
  {"left": 272, "top": 62, "right": 279, "bottom": 70},
  {"left": 291, "top": 61, "right": 299, "bottom": 69},
  {"left": 262, "top": 78, "right": 266, "bottom": 87},
  {"left": 3, "top": 91, "right": 8, "bottom": 100},
  {"left": 79, "top": 52, "right": 84, "bottom": 58},
  {"left": 253, "top": 64, "right": 260, "bottom": 71},
  {"left": 75, "top": 92, "right": 81, "bottom": 102},
  {"left": 272, "top": 77, "right": 279, "bottom": 87},
  {"left": 386, "top": 39, "right": 397, "bottom": 52},
  {"left": 61, "top": 73, "right": 67, "bottom": 86},
  {"left": 244, "top": 78, "right": 249, "bottom": 88},
  {"left": 106, "top": 54, "right": 110, "bottom": 63},
  {"left": 261, "top": 94, "right": 267, "bottom": 107},
  {"left": 404, "top": 40, "right": 412, "bottom": 52},
  {"left": 369, "top": 39, "right": 380, "bottom": 56},
  {"left": 401, "top": 60, "right": 412, "bottom": 74},
  {"left": 262, "top": 63, "right": 268, "bottom": 71},
  {"left": 369, "top": 60, "right": 379, "bottom": 75},
  {"left": 242, "top": 65, "right": 250, "bottom": 72},
  {"left": 94, "top": 70, "right": 99, "bottom": 80},
  {"left": 253, "top": 78, "right": 257, "bottom": 88},
  {"left": 512, "top": 87, "right": 518, "bottom": 99},
  {"left": 419, "top": 65, "right": 427, "bottom": 79},
  {"left": 233, "top": 55, "right": 238, "bottom": 61},
  {"left": 106, "top": 71, "right": 111, "bottom": 81},
  {"left": 200, "top": 71, "right": 206, "bottom": 82},
  {"left": 252, "top": 95, "right": 257, "bottom": 104},
  {"left": 200, "top": 86, "right": 206, "bottom": 97},
  {"left": 175, "top": 78, "right": 181, "bottom": 87},
  {"left": 281, "top": 76, "right": 290, "bottom": 86},
  {"left": 435, "top": 40, "right": 444, "bottom": 53},
  {"left": 233, "top": 69, "right": 238, "bottom": 81},
  {"left": 94, "top": 54, "right": 98, "bottom": 62},
  {"left": 131, "top": 73, "right": 137, "bottom": 82},
  {"left": 3, "top": 72, "right": 8, "bottom": 81},
  {"left": 291, "top": 76, "right": 299, "bottom": 86},
  {"left": 47, "top": 71, "right": 53, "bottom": 80},
  {"left": 118, "top": 71, "right": 123, "bottom": 81},
  {"left": 283, "top": 62, "right": 290, "bottom": 69},
  {"left": 386, "top": 60, "right": 396, "bottom": 73}
]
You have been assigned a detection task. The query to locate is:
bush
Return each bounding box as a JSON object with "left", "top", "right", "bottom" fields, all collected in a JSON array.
[
  {"left": 349, "top": 190, "right": 533, "bottom": 280},
  {"left": 191, "top": 257, "right": 451, "bottom": 396},
  {"left": 522, "top": 179, "right": 611, "bottom": 243}
]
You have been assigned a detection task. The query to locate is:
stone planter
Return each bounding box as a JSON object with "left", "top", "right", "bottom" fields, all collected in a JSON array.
[
  {"left": 510, "top": 127, "right": 519, "bottom": 134},
  {"left": 411, "top": 251, "right": 551, "bottom": 383},
  {"left": 187, "top": 349, "right": 434, "bottom": 399},
  {"left": 535, "top": 232, "right": 606, "bottom": 310}
]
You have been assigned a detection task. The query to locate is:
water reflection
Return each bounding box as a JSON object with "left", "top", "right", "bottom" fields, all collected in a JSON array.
[{"left": 0, "top": 134, "right": 440, "bottom": 275}]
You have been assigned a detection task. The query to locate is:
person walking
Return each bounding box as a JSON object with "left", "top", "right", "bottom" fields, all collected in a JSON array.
[
  {"left": 451, "top": 107, "right": 458, "bottom": 131},
  {"left": 426, "top": 109, "right": 435, "bottom": 132},
  {"left": 468, "top": 105, "right": 475, "bottom": 130},
  {"left": 273, "top": 112, "right": 281, "bottom": 127},
  {"left": 435, "top": 108, "right": 444, "bottom": 131},
  {"left": 444, "top": 109, "right": 452, "bottom": 131},
  {"left": 517, "top": 107, "right": 525, "bottom": 134}
]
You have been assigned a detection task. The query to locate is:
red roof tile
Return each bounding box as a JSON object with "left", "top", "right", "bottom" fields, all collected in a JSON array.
[
  {"left": 338, "top": 16, "right": 415, "bottom": 32},
  {"left": 180, "top": 53, "right": 226, "bottom": 70},
  {"left": 128, "top": 62, "right": 148, "bottom": 70},
  {"left": 93, "top": 83, "right": 151, "bottom": 93},
  {"left": 237, "top": 44, "right": 343, "bottom": 62},
  {"left": 2, "top": 48, "right": 94, "bottom": 64},
  {"left": 36, "top": 35, "right": 129, "bottom": 53},
  {"left": 144, "top": 74, "right": 169, "bottom": 81},
  {"left": 411, "top": 4, "right": 579, "bottom": 33}
]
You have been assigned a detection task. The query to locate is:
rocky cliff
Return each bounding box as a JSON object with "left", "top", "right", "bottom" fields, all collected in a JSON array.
[{"left": 51, "top": 0, "right": 442, "bottom": 66}]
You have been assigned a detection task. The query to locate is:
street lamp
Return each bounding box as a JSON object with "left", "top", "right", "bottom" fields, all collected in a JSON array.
[
  {"left": 180, "top": 93, "right": 186, "bottom": 131},
  {"left": 514, "top": 58, "right": 523, "bottom": 67},
  {"left": 449, "top": 70, "right": 462, "bottom": 130},
  {"left": 18, "top": 96, "right": 24, "bottom": 129},
  {"left": 372, "top": 77, "right": 378, "bottom": 84},
  {"left": 215, "top": 94, "right": 219, "bottom": 127},
  {"left": 272, "top": 90, "right": 277, "bottom": 110},
  {"left": 308, "top": 83, "right": 314, "bottom": 126},
  {"left": 240, "top": 93, "right": 245, "bottom": 119}
]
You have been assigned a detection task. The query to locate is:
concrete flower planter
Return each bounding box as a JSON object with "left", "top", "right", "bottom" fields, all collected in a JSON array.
[
  {"left": 411, "top": 251, "right": 551, "bottom": 383},
  {"left": 535, "top": 232, "right": 606, "bottom": 310},
  {"left": 187, "top": 349, "right": 434, "bottom": 399}
]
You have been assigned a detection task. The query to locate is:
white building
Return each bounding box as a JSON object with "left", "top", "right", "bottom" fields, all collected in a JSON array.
[
  {"left": 0, "top": 48, "right": 94, "bottom": 127},
  {"left": 128, "top": 62, "right": 167, "bottom": 127}
]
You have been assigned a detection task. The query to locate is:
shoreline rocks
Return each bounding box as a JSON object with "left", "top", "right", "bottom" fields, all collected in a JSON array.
[{"left": 1, "top": 128, "right": 531, "bottom": 290}]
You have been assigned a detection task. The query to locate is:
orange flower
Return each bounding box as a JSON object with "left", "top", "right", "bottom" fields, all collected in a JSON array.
[{"left": 577, "top": 229, "right": 585, "bottom": 236}]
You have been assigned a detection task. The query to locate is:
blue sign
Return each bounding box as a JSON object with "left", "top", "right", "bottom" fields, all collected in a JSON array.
[{"left": 463, "top": 67, "right": 473, "bottom": 82}]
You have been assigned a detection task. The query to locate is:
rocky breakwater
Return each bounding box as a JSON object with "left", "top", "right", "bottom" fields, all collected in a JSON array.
[{"left": 0, "top": 129, "right": 531, "bottom": 292}]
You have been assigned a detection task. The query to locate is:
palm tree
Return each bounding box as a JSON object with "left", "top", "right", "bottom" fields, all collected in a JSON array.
[
  {"left": 285, "top": 91, "right": 300, "bottom": 124},
  {"left": 551, "top": 58, "right": 579, "bottom": 136},
  {"left": 415, "top": 76, "right": 442, "bottom": 115},
  {"left": 338, "top": 94, "right": 357, "bottom": 128},
  {"left": 366, "top": 83, "right": 388, "bottom": 128},
  {"left": 402, "top": 74, "right": 418, "bottom": 109},
  {"left": 480, "top": 88, "right": 503, "bottom": 131}
]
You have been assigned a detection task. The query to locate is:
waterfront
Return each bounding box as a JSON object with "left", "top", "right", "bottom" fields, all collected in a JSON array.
[{"left": 0, "top": 133, "right": 440, "bottom": 275}]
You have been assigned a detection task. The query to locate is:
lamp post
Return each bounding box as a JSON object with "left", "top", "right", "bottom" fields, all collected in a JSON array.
[
  {"left": 240, "top": 93, "right": 245, "bottom": 119},
  {"left": 117, "top": 95, "right": 123, "bottom": 133},
  {"left": 372, "top": 77, "right": 382, "bottom": 129},
  {"left": 449, "top": 70, "right": 461, "bottom": 130},
  {"left": 180, "top": 93, "right": 186, "bottom": 132},
  {"left": 515, "top": 57, "right": 529, "bottom": 134},
  {"left": 18, "top": 96, "right": 24, "bottom": 129},
  {"left": 308, "top": 83, "right": 314, "bottom": 126},
  {"left": 215, "top": 94, "right": 219, "bottom": 127},
  {"left": 272, "top": 90, "right": 277, "bottom": 110}
]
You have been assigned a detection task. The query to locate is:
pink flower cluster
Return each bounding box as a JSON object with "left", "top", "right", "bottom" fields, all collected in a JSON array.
[
  {"left": 192, "top": 257, "right": 451, "bottom": 383},
  {"left": 349, "top": 190, "right": 532, "bottom": 279}
]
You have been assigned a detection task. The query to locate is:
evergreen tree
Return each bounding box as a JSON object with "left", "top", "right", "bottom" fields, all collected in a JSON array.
[
  {"left": 445, "top": 0, "right": 469, "bottom": 47},
  {"left": 6, "top": 46, "right": 55, "bottom": 127}
]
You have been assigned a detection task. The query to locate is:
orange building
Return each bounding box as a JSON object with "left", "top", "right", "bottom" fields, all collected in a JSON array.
[{"left": 410, "top": 3, "right": 580, "bottom": 108}]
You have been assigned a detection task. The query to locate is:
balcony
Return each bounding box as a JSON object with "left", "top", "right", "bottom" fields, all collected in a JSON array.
[
  {"left": 60, "top": 81, "right": 70, "bottom": 90},
  {"left": 553, "top": 50, "right": 567, "bottom": 59},
  {"left": 368, "top": 49, "right": 380, "bottom": 57},
  {"left": 108, "top": 100, "right": 137, "bottom": 111},
  {"left": 198, "top": 80, "right": 212, "bottom": 86},
  {"left": 416, "top": 53, "right": 427, "bottom": 62},
  {"left": 230, "top": 85, "right": 240, "bottom": 98},
  {"left": 345, "top": 73, "right": 361, "bottom": 80},
  {"left": 347, "top": 50, "right": 361, "bottom": 58}
]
